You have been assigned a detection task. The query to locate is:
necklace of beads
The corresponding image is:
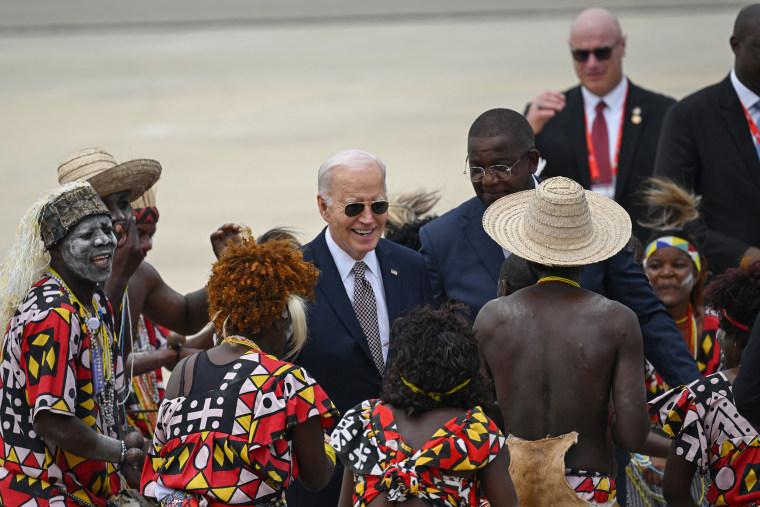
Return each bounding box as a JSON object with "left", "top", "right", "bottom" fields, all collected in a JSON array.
[
  {"left": 536, "top": 276, "right": 581, "bottom": 288},
  {"left": 46, "top": 269, "right": 117, "bottom": 436},
  {"left": 675, "top": 304, "right": 698, "bottom": 360},
  {"left": 224, "top": 335, "right": 263, "bottom": 352}
]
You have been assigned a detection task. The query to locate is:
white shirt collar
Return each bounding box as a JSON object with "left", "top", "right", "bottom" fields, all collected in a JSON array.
[
  {"left": 324, "top": 228, "right": 381, "bottom": 283},
  {"left": 731, "top": 69, "right": 760, "bottom": 111},
  {"left": 582, "top": 75, "right": 629, "bottom": 118}
]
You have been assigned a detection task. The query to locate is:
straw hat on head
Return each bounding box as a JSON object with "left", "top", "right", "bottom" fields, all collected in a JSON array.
[
  {"left": 483, "top": 176, "right": 631, "bottom": 267},
  {"left": 57, "top": 148, "right": 161, "bottom": 201}
]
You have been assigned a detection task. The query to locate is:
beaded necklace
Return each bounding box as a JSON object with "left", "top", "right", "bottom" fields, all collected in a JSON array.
[
  {"left": 223, "top": 335, "right": 263, "bottom": 352},
  {"left": 536, "top": 276, "right": 581, "bottom": 288},
  {"left": 674, "top": 304, "right": 698, "bottom": 360},
  {"left": 46, "top": 269, "right": 117, "bottom": 437}
]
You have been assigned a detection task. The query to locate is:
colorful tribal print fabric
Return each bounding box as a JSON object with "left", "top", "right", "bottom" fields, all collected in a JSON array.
[
  {"left": 141, "top": 351, "right": 338, "bottom": 506},
  {"left": 564, "top": 469, "right": 617, "bottom": 503},
  {"left": 126, "top": 315, "right": 169, "bottom": 438},
  {"left": 649, "top": 372, "right": 760, "bottom": 505},
  {"left": 0, "top": 276, "right": 123, "bottom": 506},
  {"left": 331, "top": 399, "right": 505, "bottom": 507}
]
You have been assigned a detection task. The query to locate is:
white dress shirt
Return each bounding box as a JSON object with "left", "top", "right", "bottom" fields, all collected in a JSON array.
[
  {"left": 581, "top": 76, "right": 629, "bottom": 198},
  {"left": 325, "top": 229, "right": 390, "bottom": 360},
  {"left": 731, "top": 69, "right": 760, "bottom": 152}
]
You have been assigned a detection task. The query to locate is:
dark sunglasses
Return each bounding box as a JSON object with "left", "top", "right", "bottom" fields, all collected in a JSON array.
[
  {"left": 570, "top": 41, "right": 621, "bottom": 62},
  {"left": 327, "top": 192, "right": 390, "bottom": 217}
]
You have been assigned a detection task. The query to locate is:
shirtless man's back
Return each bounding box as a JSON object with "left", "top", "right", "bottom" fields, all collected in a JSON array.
[{"left": 476, "top": 279, "right": 649, "bottom": 474}]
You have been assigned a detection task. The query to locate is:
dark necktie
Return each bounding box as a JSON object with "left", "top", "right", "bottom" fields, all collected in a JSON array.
[
  {"left": 352, "top": 261, "right": 384, "bottom": 373},
  {"left": 591, "top": 101, "right": 613, "bottom": 184}
]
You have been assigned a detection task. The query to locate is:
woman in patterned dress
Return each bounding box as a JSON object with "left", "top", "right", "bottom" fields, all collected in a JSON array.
[
  {"left": 331, "top": 304, "right": 518, "bottom": 507},
  {"left": 650, "top": 261, "right": 760, "bottom": 506},
  {"left": 140, "top": 234, "right": 339, "bottom": 506}
]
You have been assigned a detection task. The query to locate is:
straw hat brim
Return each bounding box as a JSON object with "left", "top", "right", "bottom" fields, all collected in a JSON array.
[
  {"left": 86, "top": 159, "right": 161, "bottom": 202},
  {"left": 483, "top": 187, "right": 632, "bottom": 266}
]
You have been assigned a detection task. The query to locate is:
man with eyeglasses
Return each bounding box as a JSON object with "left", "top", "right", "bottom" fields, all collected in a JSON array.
[
  {"left": 419, "top": 108, "right": 699, "bottom": 505},
  {"left": 654, "top": 4, "right": 760, "bottom": 274},
  {"left": 525, "top": 7, "right": 675, "bottom": 243},
  {"left": 287, "top": 149, "right": 432, "bottom": 507}
]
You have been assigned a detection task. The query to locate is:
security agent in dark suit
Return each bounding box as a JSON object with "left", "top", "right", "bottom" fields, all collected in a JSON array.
[
  {"left": 287, "top": 149, "right": 432, "bottom": 507},
  {"left": 525, "top": 7, "right": 675, "bottom": 243},
  {"left": 419, "top": 109, "right": 700, "bottom": 505},
  {"left": 654, "top": 4, "right": 760, "bottom": 273}
]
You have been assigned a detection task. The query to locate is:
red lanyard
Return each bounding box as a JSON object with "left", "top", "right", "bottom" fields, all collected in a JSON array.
[
  {"left": 741, "top": 101, "right": 760, "bottom": 148},
  {"left": 584, "top": 89, "right": 628, "bottom": 183}
]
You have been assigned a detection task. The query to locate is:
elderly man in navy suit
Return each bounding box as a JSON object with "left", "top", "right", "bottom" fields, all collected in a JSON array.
[
  {"left": 525, "top": 7, "right": 675, "bottom": 243},
  {"left": 287, "top": 149, "right": 432, "bottom": 507},
  {"left": 419, "top": 108, "right": 699, "bottom": 505}
]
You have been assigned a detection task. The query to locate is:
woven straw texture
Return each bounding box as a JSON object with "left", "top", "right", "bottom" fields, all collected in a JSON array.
[
  {"left": 482, "top": 176, "right": 631, "bottom": 266},
  {"left": 58, "top": 147, "right": 161, "bottom": 201}
]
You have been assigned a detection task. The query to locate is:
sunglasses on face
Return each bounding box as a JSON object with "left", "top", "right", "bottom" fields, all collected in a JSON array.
[
  {"left": 326, "top": 192, "right": 390, "bottom": 217},
  {"left": 570, "top": 41, "right": 621, "bottom": 62}
]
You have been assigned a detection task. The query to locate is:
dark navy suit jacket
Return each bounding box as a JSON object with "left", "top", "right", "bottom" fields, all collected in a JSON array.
[
  {"left": 287, "top": 228, "right": 432, "bottom": 507},
  {"left": 536, "top": 81, "right": 675, "bottom": 243},
  {"left": 419, "top": 196, "right": 700, "bottom": 388}
]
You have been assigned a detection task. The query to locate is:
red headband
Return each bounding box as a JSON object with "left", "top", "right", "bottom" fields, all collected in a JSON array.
[
  {"left": 721, "top": 308, "right": 749, "bottom": 332},
  {"left": 133, "top": 206, "right": 159, "bottom": 225}
]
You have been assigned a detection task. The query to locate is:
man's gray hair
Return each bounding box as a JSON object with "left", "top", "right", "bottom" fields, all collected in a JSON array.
[{"left": 317, "top": 149, "right": 387, "bottom": 198}]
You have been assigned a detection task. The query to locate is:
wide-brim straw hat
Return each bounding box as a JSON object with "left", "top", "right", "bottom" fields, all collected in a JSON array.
[
  {"left": 58, "top": 148, "right": 161, "bottom": 201},
  {"left": 483, "top": 176, "right": 631, "bottom": 266}
]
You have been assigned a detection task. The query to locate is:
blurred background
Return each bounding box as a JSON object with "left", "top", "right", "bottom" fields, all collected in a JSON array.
[{"left": 0, "top": 0, "right": 743, "bottom": 293}]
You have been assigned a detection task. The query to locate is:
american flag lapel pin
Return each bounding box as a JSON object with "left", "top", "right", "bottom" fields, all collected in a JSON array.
[{"left": 390, "top": 269, "right": 398, "bottom": 276}]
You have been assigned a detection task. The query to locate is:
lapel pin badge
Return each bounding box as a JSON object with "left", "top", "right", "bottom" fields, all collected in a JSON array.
[
  {"left": 631, "top": 106, "right": 642, "bottom": 125},
  {"left": 390, "top": 269, "right": 398, "bottom": 276}
]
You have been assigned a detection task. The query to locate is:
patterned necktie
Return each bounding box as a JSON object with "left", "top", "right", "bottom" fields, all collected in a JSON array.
[
  {"left": 352, "top": 261, "right": 384, "bottom": 373},
  {"left": 591, "top": 101, "right": 613, "bottom": 184}
]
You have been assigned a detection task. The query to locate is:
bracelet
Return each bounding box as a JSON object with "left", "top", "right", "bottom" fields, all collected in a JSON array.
[
  {"left": 324, "top": 442, "right": 336, "bottom": 466},
  {"left": 118, "top": 439, "right": 127, "bottom": 466}
]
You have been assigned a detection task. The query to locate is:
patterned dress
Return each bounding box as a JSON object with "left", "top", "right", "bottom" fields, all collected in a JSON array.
[
  {"left": 0, "top": 276, "right": 123, "bottom": 506},
  {"left": 140, "top": 350, "right": 338, "bottom": 506},
  {"left": 645, "top": 313, "right": 722, "bottom": 399},
  {"left": 126, "top": 315, "right": 169, "bottom": 438},
  {"left": 649, "top": 371, "right": 760, "bottom": 506},
  {"left": 330, "top": 400, "right": 505, "bottom": 507}
]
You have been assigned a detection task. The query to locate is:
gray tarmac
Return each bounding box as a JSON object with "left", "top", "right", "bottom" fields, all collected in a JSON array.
[{"left": 0, "top": 1, "right": 743, "bottom": 293}]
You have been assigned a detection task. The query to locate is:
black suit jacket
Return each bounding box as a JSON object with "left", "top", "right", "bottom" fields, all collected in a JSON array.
[
  {"left": 287, "top": 229, "right": 432, "bottom": 507},
  {"left": 536, "top": 80, "right": 675, "bottom": 242},
  {"left": 654, "top": 75, "right": 760, "bottom": 272}
]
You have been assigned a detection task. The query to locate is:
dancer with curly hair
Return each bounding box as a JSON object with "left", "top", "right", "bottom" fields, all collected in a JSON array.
[
  {"left": 330, "top": 304, "right": 518, "bottom": 507},
  {"left": 649, "top": 261, "right": 760, "bottom": 506},
  {"left": 141, "top": 234, "right": 339, "bottom": 506}
]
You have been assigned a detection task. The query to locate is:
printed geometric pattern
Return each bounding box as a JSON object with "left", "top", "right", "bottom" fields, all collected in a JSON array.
[
  {"left": 565, "top": 470, "right": 616, "bottom": 503},
  {"left": 141, "top": 350, "right": 338, "bottom": 505},
  {"left": 0, "top": 276, "right": 123, "bottom": 506},
  {"left": 649, "top": 371, "right": 760, "bottom": 505},
  {"left": 126, "top": 315, "right": 169, "bottom": 438},
  {"left": 330, "top": 399, "right": 505, "bottom": 506},
  {"left": 644, "top": 314, "right": 722, "bottom": 400},
  {"left": 352, "top": 261, "right": 384, "bottom": 373}
]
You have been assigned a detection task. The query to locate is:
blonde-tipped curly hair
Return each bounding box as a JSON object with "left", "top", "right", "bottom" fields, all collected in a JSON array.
[{"left": 207, "top": 234, "right": 319, "bottom": 356}]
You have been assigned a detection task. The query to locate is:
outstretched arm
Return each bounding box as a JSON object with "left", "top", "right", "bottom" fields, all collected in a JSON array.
[
  {"left": 480, "top": 447, "right": 519, "bottom": 507},
  {"left": 609, "top": 306, "right": 650, "bottom": 452},
  {"left": 291, "top": 416, "right": 335, "bottom": 491},
  {"left": 661, "top": 442, "right": 700, "bottom": 507}
]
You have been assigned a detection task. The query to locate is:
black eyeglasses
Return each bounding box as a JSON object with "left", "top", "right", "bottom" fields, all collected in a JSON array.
[
  {"left": 570, "top": 41, "right": 622, "bottom": 62},
  {"left": 464, "top": 150, "right": 531, "bottom": 182},
  {"left": 326, "top": 192, "right": 390, "bottom": 217}
]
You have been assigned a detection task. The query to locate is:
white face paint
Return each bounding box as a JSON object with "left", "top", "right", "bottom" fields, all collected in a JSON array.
[
  {"left": 680, "top": 272, "right": 695, "bottom": 290},
  {"left": 58, "top": 215, "right": 117, "bottom": 284}
]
